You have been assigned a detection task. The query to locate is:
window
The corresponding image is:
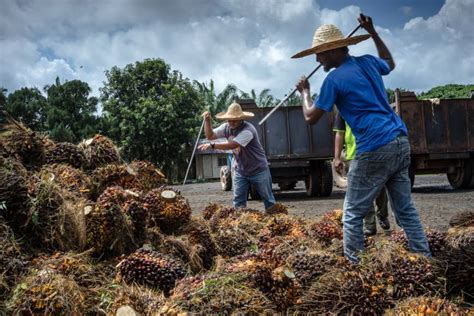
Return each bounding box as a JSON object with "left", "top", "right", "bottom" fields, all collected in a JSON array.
[{"left": 218, "top": 157, "right": 227, "bottom": 167}]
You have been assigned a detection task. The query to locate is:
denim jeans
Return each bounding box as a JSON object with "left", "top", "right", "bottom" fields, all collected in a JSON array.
[
  {"left": 343, "top": 136, "right": 431, "bottom": 263},
  {"left": 233, "top": 167, "right": 276, "bottom": 210}
]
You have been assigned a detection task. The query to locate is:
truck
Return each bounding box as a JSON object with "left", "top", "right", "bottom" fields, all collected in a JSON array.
[
  {"left": 220, "top": 99, "right": 335, "bottom": 198},
  {"left": 394, "top": 89, "right": 474, "bottom": 189}
]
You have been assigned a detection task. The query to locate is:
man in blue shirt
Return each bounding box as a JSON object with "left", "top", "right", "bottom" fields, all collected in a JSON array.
[{"left": 292, "top": 14, "right": 431, "bottom": 262}]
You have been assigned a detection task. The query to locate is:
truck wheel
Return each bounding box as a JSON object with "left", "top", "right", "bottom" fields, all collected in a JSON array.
[
  {"left": 447, "top": 159, "right": 472, "bottom": 189},
  {"left": 278, "top": 181, "right": 297, "bottom": 191},
  {"left": 305, "top": 161, "right": 333, "bottom": 197},
  {"left": 220, "top": 166, "right": 232, "bottom": 191},
  {"left": 249, "top": 184, "right": 261, "bottom": 200}
]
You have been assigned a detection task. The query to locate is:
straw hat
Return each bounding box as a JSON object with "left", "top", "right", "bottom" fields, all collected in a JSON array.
[
  {"left": 292, "top": 24, "right": 370, "bottom": 58},
  {"left": 215, "top": 102, "right": 254, "bottom": 120}
]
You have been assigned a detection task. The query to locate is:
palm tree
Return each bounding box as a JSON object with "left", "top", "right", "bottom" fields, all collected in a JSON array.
[
  {"left": 193, "top": 80, "right": 239, "bottom": 116},
  {"left": 239, "top": 88, "right": 276, "bottom": 107}
]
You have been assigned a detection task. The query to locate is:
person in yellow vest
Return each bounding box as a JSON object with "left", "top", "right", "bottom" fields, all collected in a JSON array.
[{"left": 333, "top": 111, "right": 390, "bottom": 236}]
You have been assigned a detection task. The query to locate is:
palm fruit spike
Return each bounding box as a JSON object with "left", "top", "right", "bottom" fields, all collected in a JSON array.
[
  {"left": 287, "top": 250, "right": 340, "bottom": 287},
  {"left": 39, "top": 163, "right": 93, "bottom": 198},
  {"left": 182, "top": 220, "right": 217, "bottom": 270},
  {"left": 385, "top": 296, "right": 472, "bottom": 315},
  {"left": 0, "top": 156, "right": 29, "bottom": 229},
  {"left": 0, "top": 114, "right": 45, "bottom": 170},
  {"left": 79, "top": 134, "right": 120, "bottom": 170},
  {"left": 117, "top": 248, "right": 186, "bottom": 296},
  {"left": 92, "top": 164, "right": 139, "bottom": 199},
  {"left": 390, "top": 229, "right": 447, "bottom": 257},
  {"left": 213, "top": 226, "right": 253, "bottom": 258},
  {"left": 128, "top": 160, "right": 167, "bottom": 192},
  {"left": 45, "top": 142, "right": 86, "bottom": 169},
  {"left": 309, "top": 219, "right": 343, "bottom": 246},
  {"left": 143, "top": 188, "right": 191, "bottom": 234}
]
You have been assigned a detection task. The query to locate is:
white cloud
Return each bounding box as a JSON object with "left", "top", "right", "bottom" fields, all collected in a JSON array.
[{"left": 0, "top": 0, "right": 473, "bottom": 100}]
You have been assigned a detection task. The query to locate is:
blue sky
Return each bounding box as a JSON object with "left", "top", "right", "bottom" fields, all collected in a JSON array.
[{"left": 1, "top": 0, "right": 473, "bottom": 99}]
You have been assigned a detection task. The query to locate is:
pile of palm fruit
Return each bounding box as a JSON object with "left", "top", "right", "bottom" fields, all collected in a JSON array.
[{"left": 1, "top": 111, "right": 473, "bottom": 315}]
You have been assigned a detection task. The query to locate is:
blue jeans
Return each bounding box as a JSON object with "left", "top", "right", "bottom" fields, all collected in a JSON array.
[
  {"left": 343, "top": 136, "right": 431, "bottom": 263},
  {"left": 233, "top": 168, "right": 276, "bottom": 210}
]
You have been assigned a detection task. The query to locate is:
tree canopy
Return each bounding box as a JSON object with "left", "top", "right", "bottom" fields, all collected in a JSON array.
[{"left": 418, "top": 84, "right": 474, "bottom": 99}]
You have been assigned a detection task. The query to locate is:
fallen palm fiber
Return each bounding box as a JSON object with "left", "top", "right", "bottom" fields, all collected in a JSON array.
[
  {"left": 86, "top": 186, "right": 144, "bottom": 257},
  {"left": 385, "top": 296, "right": 472, "bottom": 315},
  {"left": 38, "top": 163, "right": 93, "bottom": 199},
  {"left": 223, "top": 252, "right": 300, "bottom": 311},
  {"left": 0, "top": 219, "right": 29, "bottom": 306},
  {"left": 359, "top": 240, "right": 446, "bottom": 300},
  {"left": 143, "top": 187, "right": 191, "bottom": 234},
  {"left": 160, "top": 272, "right": 277, "bottom": 315},
  {"left": 179, "top": 219, "right": 217, "bottom": 270},
  {"left": 27, "top": 176, "right": 88, "bottom": 252},
  {"left": 78, "top": 134, "right": 120, "bottom": 170},
  {"left": 91, "top": 163, "right": 139, "bottom": 199},
  {"left": 110, "top": 283, "right": 165, "bottom": 316},
  {"left": 0, "top": 114, "right": 45, "bottom": 170},
  {"left": 0, "top": 156, "right": 30, "bottom": 230},
  {"left": 449, "top": 210, "right": 474, "bottom": 228},
  {"left": 6, "top": 267, "right": 86, "bottom": 315},
  {"left": 390, "top": 228, "right": 447, "bottom": 257},
  {"left": 128, "top": 160, "right": 167, "bottom": 192},
  {"left": 117, "top": 248, "right": 187, "bottom": 296},
  {"left": 45, "top": 142, "right": 86, "bottom": 169}
]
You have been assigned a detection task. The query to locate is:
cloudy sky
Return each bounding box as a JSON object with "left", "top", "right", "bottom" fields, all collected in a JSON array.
[{"left": 1, "top": 0, "right": 473, "bottom": 99}]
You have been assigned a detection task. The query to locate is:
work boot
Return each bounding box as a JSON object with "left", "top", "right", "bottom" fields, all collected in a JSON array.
[
  {"left": 377, "top": 215, "right": 391, "bottom": 230},
  {"left": 364, "top": 228, "right": 376, "bottom": 236}
]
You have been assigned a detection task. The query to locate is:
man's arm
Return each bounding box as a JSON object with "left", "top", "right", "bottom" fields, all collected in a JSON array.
[
  {"left": 198, "top": 140, "right": 240, "bottom": 151},
  {"left": 358, "top": 14, "right": 395, "bottom": 70},
  {"left": 334, "top": 131, "right": 345, "bottom": 173},
  {"left": 296, "top": 76, "right": 326, "bottom": 125},
  {"left": 203, "top": 111, "right": 217, "bottom": 140}
]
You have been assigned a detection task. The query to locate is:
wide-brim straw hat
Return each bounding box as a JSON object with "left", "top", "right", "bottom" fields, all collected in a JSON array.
[
  {"left": 292, "top": 24, "right": 370, "bottom": 58},
  {"left": 215, "top": 102, "right": 254, "bottom": 120}
]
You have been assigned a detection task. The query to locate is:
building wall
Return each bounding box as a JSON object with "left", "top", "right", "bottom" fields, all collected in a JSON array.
[{"left": 196, "top": 154, "right": 228, "bottom": 180}]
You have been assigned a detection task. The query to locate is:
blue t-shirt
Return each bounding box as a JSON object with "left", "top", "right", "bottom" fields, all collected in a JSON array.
[{"left": 315, "top": 55, "right": 407, "bottom": 153}]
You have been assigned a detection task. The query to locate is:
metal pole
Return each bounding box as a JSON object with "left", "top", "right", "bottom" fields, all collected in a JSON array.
[
  {"left": 182, "top": 118, "right": 205, "bottom": 186},
  {"left": 259, "top": 24, "right": 362, "bottom": 125}
]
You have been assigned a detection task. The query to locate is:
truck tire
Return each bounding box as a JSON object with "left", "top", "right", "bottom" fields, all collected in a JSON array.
[
  {"left": 249, "top": 184, "right": 261, "bottom": 200},
  {"left": 447, "top": 159, "right": 472, "bottom": 189},
  {"left": 278, "top": 181, "right": 297, "bottom": 191},
  {"left": 305, "top": 161, "right": 333, "bottom": 197},
  {"left": 220, "top": 166, "right": 232, "bottom": 191}
]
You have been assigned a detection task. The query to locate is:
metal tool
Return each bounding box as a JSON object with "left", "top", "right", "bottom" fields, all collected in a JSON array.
[
  {"left": 258, "top": 24, "right": 362, "bottom": 125},
  {"left": 182, "top": 117, "right": 205, "bottom": 185}
]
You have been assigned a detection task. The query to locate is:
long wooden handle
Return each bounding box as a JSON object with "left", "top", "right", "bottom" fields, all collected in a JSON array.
[{"left": 182, "top": 117, "right": 205, "bottom": 185}]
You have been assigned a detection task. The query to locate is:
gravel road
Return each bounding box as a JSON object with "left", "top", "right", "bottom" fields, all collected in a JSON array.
[{"left": 177, "top": 174, "right": 473, "bottom": 231}]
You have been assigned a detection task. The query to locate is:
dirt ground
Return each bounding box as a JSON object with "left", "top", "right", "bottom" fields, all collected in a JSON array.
[{"left": 176, "top": 174, "right": 474, "bottom": 231}]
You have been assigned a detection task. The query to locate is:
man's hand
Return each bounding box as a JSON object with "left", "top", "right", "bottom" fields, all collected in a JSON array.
[
  {"left": 358, "top": 14, "right": 376, "bottom": 36},
  {"left": 202, "top": 111, "right": 211, "bottom": 121},
  {"left": 198, "top": 143, "right": 212, "bottom": 151},
  {"left": 333, "top": 158, "right": 344, "bottom": 174},
  {"left": 296, "top": 76, "right": 310, "bottom": 94}
]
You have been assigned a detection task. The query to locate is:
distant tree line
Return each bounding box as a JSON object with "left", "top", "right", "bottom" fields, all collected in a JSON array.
[{"left": 1, "top": 57, "right": 472, "bottom": 178}]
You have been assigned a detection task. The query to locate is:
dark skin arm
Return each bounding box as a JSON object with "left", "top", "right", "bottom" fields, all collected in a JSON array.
[
  {"left": 358, "top": 14, "right": 395, "bottom": 70},
  {"left": 296, "top": 75, "right": 326, "bottom": 125},
  {"left": 334, "top": 131, "right": 345, "bottom": 173}
]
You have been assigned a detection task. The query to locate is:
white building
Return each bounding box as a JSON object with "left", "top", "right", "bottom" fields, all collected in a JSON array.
[{"left": 195, "top": 138, "right": 232, "bottom": 180}]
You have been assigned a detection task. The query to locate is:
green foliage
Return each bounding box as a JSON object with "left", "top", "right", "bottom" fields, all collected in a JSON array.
[
  {"left": 4, "top": 87, "right": 48, "bottom": 131},
  {"left": 100, "top": 58, "right": 204, "bottom": 180},
  {"left": 44, "top": 77, "right": 99, "bottom": 142},
  {"left": 0, "top": 87, "right": 7, "bottom": 108},
  {"left": 194, "top": 80, "right": 239, "bottom": 116},
  {"left": 240, "top": 88, "right": 276, "bottom": 107},
  {"left": 419, "top": 84, "right": 474, "bottom": 99}
]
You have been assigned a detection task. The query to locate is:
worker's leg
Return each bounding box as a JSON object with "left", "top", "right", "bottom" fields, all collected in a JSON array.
[
  {"left": 385, "top": 137, "right": 431, "bottom": 257},
  {"left": 233, "top": 171, "right": 250, "bottom": 208},
  {"left": 375, "top": 186, "right": 390, "bottom": 230},
  {"left": 363, "top": 204, "right": 377, "bottom": 234},
  {"left": 343, "top": 155, "right": 388, "bottom": 263},
  {"left": 249, "top": 168, "right": 276, "bottom": 209}
]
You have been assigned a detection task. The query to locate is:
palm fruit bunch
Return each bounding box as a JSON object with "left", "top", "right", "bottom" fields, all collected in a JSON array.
[
  {"left": 6, "top": 268, "right": 86, "bottom": 315},
  {"left": 160, "top": 273, "right": 277, "bottom": 314},
  {"left": 0, "top": 114, "right": 45, "bottom": 170},
  {"left": 323, "top": 208, "right": 343, "bottom": 225},
  {"left": 180, "top": 220, "right": 217, "bottom": 270},
  {"left": 308, "top": 216, "right": 343, "bottom": 246},
  {"left": 78, "top": 134, "right": 120, "bottom": 170},
  {"left": 287, "top": 250, "right": 342, "bottom": 287},
  {"left": 86, "top": 186, "right": 144, "bottom": 256},
  {"left": 39, "top": 163, "right": 93, "bottom": 198},
  {"left": 442, "top": 211, "right": 474, "bottom": 298},
  {"left": 0, "top": 220, "right": 28, "bottom": 304},
  {"left": 385, "top": 296, "right": 472, "bottom": 315},
  {"left": 213, "top": 224, "right": 254, "bottom": 258},
  {"left": 207, "top": 205, "right": 237, "bottom": 232},
  {"left": 265, "top": 202, "right": 289, "bottom": 215},
  {"left": 91, "top": 163, "right": 139, "bottom": 199},
  {"left": 110, "top": 284, "right": 164, "bottom": 316},
  {"left": 258, "top": 214, "right": 308, "bottom": 244},
  {"left": 128, "top": 160, "right": 167, "bottom": 192},
  {"left": 143, "top": 188, "right": 191, "bottom": 234},
  {"left": 227, "top": 211, "right": 266, "bottom": 238},
  {"left": 360, "top": 240, "right": 445, "bottom": 300},
  {"left": 201, "top": 202, "right": 222, "bottom": 220},
  {"left": 292, "top": 266, "right": 392, "bottom": 315},
  {"left": 391, "top": 229, "right": 447, "bottom": 257},
  {"left": 0, "top": 156, "right": 30, "bottom": 229},
  {"left": 117, "top": 248, "right": 186, "bottom": 296},
  {"left": 45, "top": 142, "right": 86, "bottom": 169}
]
